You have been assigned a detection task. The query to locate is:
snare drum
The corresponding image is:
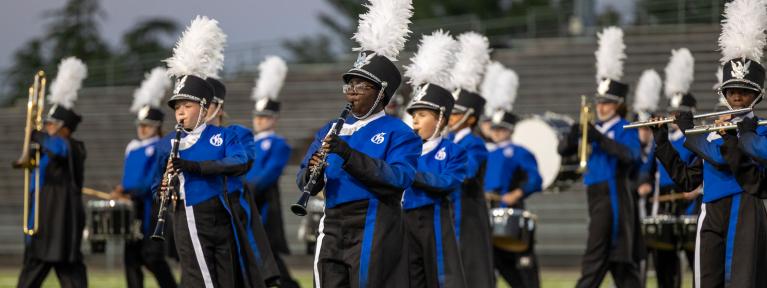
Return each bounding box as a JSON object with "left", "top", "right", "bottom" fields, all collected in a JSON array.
[
  {"left": 641, "top": 215, "right": 678, "bottom": 251},
  {"left": 86, "top": 200, "right": 137, "bottom": 241},
  {"left": 678, "top": 215, "right": 698, "bottom": 252},
  {"left": 490, "top": 208, "right": 536, "bottom": 252}
]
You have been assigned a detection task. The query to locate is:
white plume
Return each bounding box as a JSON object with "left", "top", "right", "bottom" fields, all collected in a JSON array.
[
  {"left": 714, "top": 66, "right": 723, "bottom": 89},
  {"left": 718, "top": 0, "right": 767, "bottom": 63},
  {"left": 663, "top": 48, "right": 695, "bottom": 98},
  {"left": 252, "top": 56, "right": 288, "bottom": 101},
  {"left": 481, "top": 62, "right": 507, "bottom": 115},
  {"left": 450, "top": 32, "right": 491, "bottom": 93},
  {"left": 404, "top": 30, "right": 458, "bottom": 89},
  {"left": 48, "top": 57, "right": 87, "bottom": 109},
  {"left": 633, "top": 69, "right": 662, "bottom": 113},
  {"left": 595, "top": 26, "right": 626, "bottom": 82},
  {"left": 351, "top": 0, "right": 413, "bottom": 61},
  {"left": 483, "top": 67, "right": 519, "bottom": 115},
  {"left": 164, "top": 15, "right": 227, "bottom": 79},
  {"left": 131, "top": 67, "right": 170, "bottom": 112}
]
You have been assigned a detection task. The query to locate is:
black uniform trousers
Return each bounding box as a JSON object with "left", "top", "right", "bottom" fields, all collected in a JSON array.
[
  {"left": 17, "top": 248, "right": 87, "bottom": 288},
  {"left": 313, "top": 199, "right": 409, "bottom": 288},
  {"left": 405, "top": 202, "right": 466, "bottom": 288},
  {"left": 124, "top": 198, "right": 177, "bottom": 288},
  {"left": 576, "top": 183, "right": 642, "bottom": 288},
  {"left": 455, "top": 180, "right": 494, "bottom": 288},
  {"left": 695, "top": 192, "right": 767, "bottom": 288},
  {"left": 174, "top": 196, "right": 240, "bottom": 288},
  {"left": 228, "top": 190, "right": 280, "bottom": 287}
]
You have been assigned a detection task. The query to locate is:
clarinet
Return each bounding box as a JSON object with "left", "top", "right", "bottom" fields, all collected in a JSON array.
[
  {"left": 151, "top": 122, "right": 184, "bottom": 241},
  {"left": 291, "top": 103, "right": 352, "bottom": 216}
]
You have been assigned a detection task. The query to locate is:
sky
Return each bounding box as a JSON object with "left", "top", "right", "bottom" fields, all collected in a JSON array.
[{"left": 0, "top": 0, "right": 338, "bottom": 71}]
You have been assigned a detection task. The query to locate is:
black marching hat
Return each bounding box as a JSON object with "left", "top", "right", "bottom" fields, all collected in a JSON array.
[
  {"left": 167, "top": 75, "right": 215, "bottom": 109},
  {"left": 490, "top": 109, "right": 519, "bottom": 131},
  {"left": 47, "top": 105, "right": 82, "bottom": 132},
  {"left": 667, "top": 93, "right": 697, "bottom": 112},
  {"left": 452, "top": 89, "right": 486, "bottom": 119},
  {"left": 718, "top": 58, "right": 765, "bottom": 95},
  {"left": 406, "top": 83, "right": 455, "bottom": 118},
  {"left": 253, "top": 98, "right": 280, "bottom": 116},
  {"left": 207, "top": 78, "right": 227, "bottom": 104},
  {"left": 595, "top": 78, "right": 629, "bottom": 103},
  {"left": 136, "top": 106, "right": 164, "bottom": 126},
  {"left": 343, "top": 51, "right": 402, "bottom": 106}
]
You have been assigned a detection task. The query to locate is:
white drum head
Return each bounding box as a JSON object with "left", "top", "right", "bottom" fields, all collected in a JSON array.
[{"left": 512, "top": 117, "right": 561, "bottom": 190}]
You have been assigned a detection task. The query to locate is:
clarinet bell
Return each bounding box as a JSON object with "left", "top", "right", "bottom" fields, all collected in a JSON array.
[
  {"left": 291, "top": 192, "right": 311, "bottom": 216},
  {"left": 150, "top": 218, "right": 166, "bottom": 241}
]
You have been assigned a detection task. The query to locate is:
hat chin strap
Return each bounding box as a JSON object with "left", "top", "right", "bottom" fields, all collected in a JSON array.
[
  {"left": 428, "top": 109, "right": 445, "bottom": 141},
  {"left": 718, "top": 89, "right": 765, "bottom": 111},
  {"left": 188, "top": 100, "right": 208, "bottom": 134},
  {"left": 353, "top": 82, "right": 387, "bottom": 120},
  {"left": 448, "top": 108, "right": 473, "bottom": 132},
  {"left": 204, "top": 101, "right": 223, "bottom": 124}
]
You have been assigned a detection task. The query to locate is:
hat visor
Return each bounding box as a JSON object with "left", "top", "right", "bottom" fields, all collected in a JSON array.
[
  {"left": 136, "top": 119, "right": 162, "bottom": 126},
  {"left": 490, "top": 122, "right": 515, "bottom": 130},
  {"left": 451, "top": 105, "right": 469, "bottom": 114},
  {"left": 720, "top": 81, "right": 762, "bottom": 93},
  {"left": 252, "top": 110, "right": 278, "bottom": 117},
  {"left": 167, "top": 94, "right": 203, "bottom": 109},
  {"left": 406, "top": 102, "right": 441, "bottom": 115},
  {"left": 594, "top": 93, "right": 623, "bottom": 103},
  {"left": 343, "top": 70, "right": 383, "bottom": 88}
]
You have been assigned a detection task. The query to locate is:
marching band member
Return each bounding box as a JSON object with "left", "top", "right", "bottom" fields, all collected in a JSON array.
[
  {"left": 446, "top": 34, "right": 494, "bottom": 288},
  {"left": 155, "top": 16, "right": 257, "bottom": 287},
  {"left": 402, "top": 30, "right": 467, "bottom": 288},
  {"left": 115, "top": 67, "right": 177, "bottom": 288},
  {"left": 652, "top": 1, "right": 767, "bottom": 286},
  {"left": 204, "top": 77, "right": 282, "bottom": 287},
  {"left": 245, "top": 56, "right": 299, "bottom": 288},
  {"left": 295, "top": 0, "right": 421, "bottom": 286},
  {"left": 16, "top": 57, "right": 89, "bottom": 288},
  {"left": 483, "top": 66, "right": 543, "bottom": 288},
  {"left": 559, "top": 27, "right": 643, "bottom": 288}
]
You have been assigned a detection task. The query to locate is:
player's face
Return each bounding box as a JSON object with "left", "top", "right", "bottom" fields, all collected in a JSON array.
[
  {"left": 448, "top": 113, "right": 465, "bottom": 128},
  {"left": 137, "top": 124, "right": 159, "bottom": 140},
  {"left": 490, "top": 127, "right": 512, "bottom": 144},
  {"left": 44, "top": 121, "right": 61, "bottom": 136},
  {"left": 596, "top": 101, "right": 618, "bottom": 122},
  {"left": 344, "top": 77, "right": 380, "bottom": 117},
  {"left": 174, "top": 100, "right": 205, "bottom": 130},
  {"left": 724, "top": 88, "right": 758, "bottom": 109},
  {"left": 638, "top": 127, "right": 653, "bottom": 145},
  {"left": 411, "top": 109, "right": 440, "bottom": 140},
  {"left": 253, "top": 115, "right": 277, "bottom": 132}
]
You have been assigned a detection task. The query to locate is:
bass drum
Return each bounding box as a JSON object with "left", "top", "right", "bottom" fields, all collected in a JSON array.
[{"left": 512, "top": 112, "right": 579, "bottom": 192}]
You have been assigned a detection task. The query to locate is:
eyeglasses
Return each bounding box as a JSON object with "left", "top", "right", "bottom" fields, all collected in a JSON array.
[{"left": 342, "top": 82, "right": 376, "bottom": 94}]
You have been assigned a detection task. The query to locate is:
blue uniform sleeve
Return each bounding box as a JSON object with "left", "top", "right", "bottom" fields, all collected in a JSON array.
[
  {"left": 464, "top": 139, "right": 489, "bottom": 178},
  {"left": 412, "top": 146, "right": 468, "bottom": 197},
  {"left": 341, "top": 129, "right": 421, "bottom": 196},
  {"left": 738, "top": 129, "right": 767, "bottom": 164},
  {"left": 40, "top": 135, "right": 69, "bottom": 159},
  {"left": 518, "top": 148, "right": 543, "bottom": 196},
  {"left": 197, "top": 129, "right": 249, "bottom": 176},
  {"left": 248, "top": 139, "right": 291, "bottom": 191}
]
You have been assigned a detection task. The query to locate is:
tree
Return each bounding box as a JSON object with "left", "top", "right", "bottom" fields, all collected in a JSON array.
[{"left": 117, "top": 18, "right": 179, "bottom": 83}]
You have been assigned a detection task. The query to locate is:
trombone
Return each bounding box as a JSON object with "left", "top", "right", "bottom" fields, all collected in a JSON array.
[
  {"left": 685, "top": 119, "right": 767, "bottom": 135},
  {"left": 577, "top": 95, "right": 592, "bottom": 173},
  {"left": 15, "top": 71, "right": 46, "bottom": 236},
  {"left": 622, "top": 108, "right": 752, "bottom": 129}
]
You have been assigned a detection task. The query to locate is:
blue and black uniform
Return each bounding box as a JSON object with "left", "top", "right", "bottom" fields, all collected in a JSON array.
[
  {"left": 17, "top": 132, "right": 88, "bottom": 288},
  {"left": 560, "top": 116, "right": 644, "bottom": 288},
  {"left": 446, "top": 127, "right": 494, "bottom": 288},
  {"left": 121, "top": 136, "right": 177, "bottom": 288},
  {"left": 485, "top": 140, "right": 543, "bottom": 288},
  {"left": 654, "top": 117, "right": 767, "bottom": 288},
  {"left": 403, "top": 137, "right": 468, "bottom": 288},
  {"left": 296, "top": 111, "right": 421, "bottom": 288},
  {"left": 152, "top": 124, "right": 259, "bottom": 288},
  {"left": 244, "top": 130, "right": 298, "bottom": 287}
]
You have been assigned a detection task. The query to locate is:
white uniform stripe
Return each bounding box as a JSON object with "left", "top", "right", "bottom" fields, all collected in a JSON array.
[
  {"left": 694, "top": 203, "right": 706, "bottom": 288},
  {"left": 180, "top": 174, "right": 214, "bottom": 288},
  {"left": 313, "top": 211, "right": 327, "bottom": 288}
]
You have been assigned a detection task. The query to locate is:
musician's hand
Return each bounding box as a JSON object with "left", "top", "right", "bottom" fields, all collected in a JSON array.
[
  {"left": 172, "top": 158, "right": 201, "bottom": 174},
  {"left": 586, "top": 123, "right": 602, "bottom": 140},
  {"left": 637, "top": 183, "right": 652, "bottom": 197},
  {"left": 501, "top": 189, "right": 524, "bottom": 206},
  {"left": 650, "top": 117, "right": 669, "bottom": 143},
  {"left": 738, "top": 117, "right": 758, "bottom": 134},
  {"left": 674, "top": 111, "right": 694, "bottom": 132},
  {"left": 683, "top": 190, "right": 700, "bottom": 201},
  {"left": 324, "top": 134, "right": 352, "bottom": 161}
]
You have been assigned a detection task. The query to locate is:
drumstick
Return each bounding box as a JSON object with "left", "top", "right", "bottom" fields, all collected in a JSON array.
[
  {"left": 652, "top": 193, "right": 687, "bottom": 203},
  {"left": 82, "top": 187, "right": 112, "bottom": 200},
  {"left": 485, "top": 193, "right": 501, "bottom": 202}
]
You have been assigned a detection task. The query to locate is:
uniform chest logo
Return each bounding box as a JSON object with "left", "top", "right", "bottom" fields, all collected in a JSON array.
[
  {"left": 174, "top": 75, "right": 187, "bottom": 94},
  {"left": 261, "top": 139, "right": 272, "bottom": 150},
  {"left": 435, "top": 147, "right": 447, "bottom": 160},
  {"left": 503, "top": 147, "right": 514, "bottom": 157},
  {"left": 209, "top": 133, "right": 223, "bottom": 147},
  {"left": 371, "top": 132, "right": 386, "bottom": 144},
  {"left": 145, "top": 146, "right": 155, "bottom": 157}
]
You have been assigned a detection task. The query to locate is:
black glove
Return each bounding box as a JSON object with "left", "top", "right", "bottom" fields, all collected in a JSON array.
[
  {"left": 587, "top": 123, "right": 602, "bottom": 141},
  {"left": 738, "top": 117, "right": 758, "bottom": 134},
  {"left": 651, "top": 123, "right": 669, "bottom": 144},
  {"left": 674, "top": 111, "right": 694, "bottom": 132},
  {"left": 172, "top": 158, "right": 202, "bottom": 174},
  {"left": 326, "top": 134, "right": 352, "bottom": 162}
]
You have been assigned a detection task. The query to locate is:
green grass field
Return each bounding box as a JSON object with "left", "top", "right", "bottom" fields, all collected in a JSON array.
[{"left": 0, "top": 268, "right": 692, "bottom": 287}]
